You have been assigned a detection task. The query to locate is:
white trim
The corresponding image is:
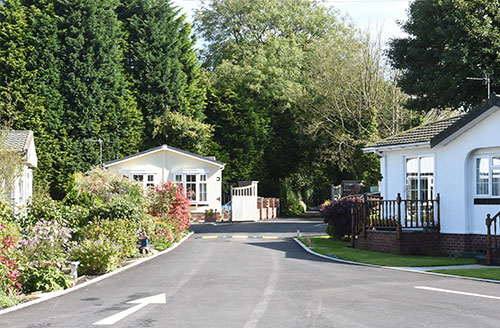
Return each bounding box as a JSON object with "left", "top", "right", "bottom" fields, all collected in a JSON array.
[
  {"left": 473, "top": 154, "right": 500, "bottom": 198},
  {"left": 104, "top": 145, "right": 224, "bottom": 169},
  {"left": 437, "top": 105, "right": 500, "bottom": 147},
  {"left": 172, "top": 168, "right": 209, "bottom": 174},
  {"left": 364, "top": 142, "right": 430, "bottom": 153}
]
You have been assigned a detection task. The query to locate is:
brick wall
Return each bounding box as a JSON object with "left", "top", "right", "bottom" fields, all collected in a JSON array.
[{"left": 355, "top": 231, "right": 488, "bottom": 255}]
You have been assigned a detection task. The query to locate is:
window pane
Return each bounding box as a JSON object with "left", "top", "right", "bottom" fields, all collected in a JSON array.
[
  {"left": 175, "top": 175, "right": 182, "bottom": 182},
  {"left": 199, "top": 183, "right": 207, "bottom": 202},
  {"left": 493, "top": 168, "right": 500, "bottom": 196},
  {"left": 200, "top": 174, "right": 207, "bottom": 182},
  {"left": 133, "top": 175, "right": 143, "bottom": 182},
  {"left": 148, "top": 174, "right": 154, "bottom": 182},
  {"left": 476, "top": 158, "right": 489, "bottom": 195},
  {"left": 406, "top": 158, "right": 418, "bottom": 200},
  {"left": 186, "top": 175, "right": 197, "bottom": 200},
  {"left": 493, "top": 157, "right": 500, "bottom": 166}
]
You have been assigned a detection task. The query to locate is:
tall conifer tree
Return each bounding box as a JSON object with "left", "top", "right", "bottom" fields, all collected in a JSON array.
[
  {"left": 56, "top": 0, "right": 142, "bottom": 172},
  {"left": 118, "top": 0, "right": 205, "bottom": 148}
]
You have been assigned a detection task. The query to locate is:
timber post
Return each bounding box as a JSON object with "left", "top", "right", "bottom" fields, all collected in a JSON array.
[
  {"left": 436, "top": 193, "right": 441, "bottom": 230},
  {"left": 486, "top": 214, "right": 492, "bottom": 266},
  {"left": 396, "top": 193, "right": 402, "bottom": 240}
]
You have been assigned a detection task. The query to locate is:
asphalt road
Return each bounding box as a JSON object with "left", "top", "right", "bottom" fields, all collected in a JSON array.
[{"left": 3, "top": 219, "right": 500, "bottom": 327}]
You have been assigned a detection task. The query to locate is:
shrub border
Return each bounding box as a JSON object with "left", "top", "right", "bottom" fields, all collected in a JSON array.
[
  {"left": 293, "top": 237, "right": 500, "bottom": 285},
  {"left": 0, "top": 232, "right": 193, "bottom": 315}
]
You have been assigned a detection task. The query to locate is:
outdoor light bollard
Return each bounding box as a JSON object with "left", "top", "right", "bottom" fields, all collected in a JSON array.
[
  {"left": 306, "top": 236, "right": 311, "bottom": 248},
  {"left": 297, "top": 230, "right": 302, "bottom": 238}
]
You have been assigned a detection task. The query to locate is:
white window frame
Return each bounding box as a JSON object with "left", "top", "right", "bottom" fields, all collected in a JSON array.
[
  {"left": 173, "top": 170, "right": 208, "bottom": 204},
  {"left": 474, "top": 154, "right": 500, "bottom": 198},
  {"left": 404, "top": 155, "right": 435, "bottom": 201},
  {"left": 127, "top": 173, "right": 157, "bottom": 189}
]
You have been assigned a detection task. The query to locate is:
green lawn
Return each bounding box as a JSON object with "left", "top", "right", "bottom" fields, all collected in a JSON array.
[
  {"left": 429, "top": 268, "right": 500, "bottom": 281},
  {"left": 298, "top": 236, "right": 476, "bottom": 267}
]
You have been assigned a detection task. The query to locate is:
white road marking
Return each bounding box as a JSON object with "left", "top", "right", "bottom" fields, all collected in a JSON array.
[
  {"left": 415, "top": 286, "right": 500, "bottom": 300},
  {"left": 93, "top": 294, "right": 166, "bottom": 325}
]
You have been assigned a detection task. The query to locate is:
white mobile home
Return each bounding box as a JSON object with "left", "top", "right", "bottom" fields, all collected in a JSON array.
[
  {"left": 1, "top": 130, "right": 37, "bottom": 209},
  {"left": 104, "top": 145, "right": 225, "bottom": 215},
  {"left": 363, "top": 95, "right": 500, "bottom": 254}
]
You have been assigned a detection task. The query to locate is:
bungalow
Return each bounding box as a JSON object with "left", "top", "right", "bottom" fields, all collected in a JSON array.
[
  {"left": 104, "top": 145, "right": 225, "bottom": 216},
  {"left": 1, "top": 130, "right": 37, "bottom": 209},
  {"left": 361, "top": 94, "right": 500, "bottom": 255}
]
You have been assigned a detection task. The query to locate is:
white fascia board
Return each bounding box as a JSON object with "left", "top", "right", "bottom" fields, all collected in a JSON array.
[
  {"left": 435, "top": 107, "right": 498, "bottom": 147},
  {"left": 363, "top": 142, "right": 430, "bottom": 153}
]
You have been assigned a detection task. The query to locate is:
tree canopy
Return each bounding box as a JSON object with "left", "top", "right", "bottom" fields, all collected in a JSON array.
[{"left": 388, "top": 0, "right": 500, "bottom": 111}]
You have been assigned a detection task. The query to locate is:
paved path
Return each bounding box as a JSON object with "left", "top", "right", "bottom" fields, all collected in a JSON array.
[
  {"left": 399, "top": 264, "right": 500, "bottom": 271},
  {"left": 3, "top": 221, "right": 500, "bottom": 327}
]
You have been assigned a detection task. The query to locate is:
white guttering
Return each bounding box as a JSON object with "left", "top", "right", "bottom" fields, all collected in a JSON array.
[{"left": 363, "top": 141, "right": 430, "bottom": 153}]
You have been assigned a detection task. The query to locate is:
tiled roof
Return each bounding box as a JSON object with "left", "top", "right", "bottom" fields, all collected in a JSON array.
[
  {"left": 367, "top": 115, "right": 464, "bottom": 148},
  {"left": 366, "top": 94, "right": 500, "bottom": 150},
  {"left": 1, "top": 130, "right": 33, "bottom": 153}
]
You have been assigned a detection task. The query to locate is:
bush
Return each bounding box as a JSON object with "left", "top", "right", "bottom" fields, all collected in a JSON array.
[
  {"left": 149, "top": 221, "right": 175, "bottom": 250},
  {"left": 19, "top": 264, "right": 73, "bottom": 293},
  {"left": 326, "top": 224, "right": 336, "bottom": 238},
  {"left": 149, "top": 182, "right": 191, "bottom": 238},
  {"left": 88, "top": 197, "right": 144, "bottom": 223},
  {"left": 18, "top": 219, "right": 72, "bottom": 292},
  {"left": 0, "top": 221, "right": 22, "bottom": 296},
  {"left": 320, "top": 197, "right": 363, "bottom": 240},
  {"left": 20, "top": 219, "right": 72, "bottom": 265},
  {"left": 80, "top": 219, "right": 138, "bottom": 259},
  {"left": 0, "top": 195, "right": 14, "bottom": 222},
  {"left": 70, "top": 237, "right": 121, "bottom": 275}
]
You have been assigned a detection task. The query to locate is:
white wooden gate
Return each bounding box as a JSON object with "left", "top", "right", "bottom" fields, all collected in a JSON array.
[{"left": 231, "top": 182, "right": 258, "bottom": 222}]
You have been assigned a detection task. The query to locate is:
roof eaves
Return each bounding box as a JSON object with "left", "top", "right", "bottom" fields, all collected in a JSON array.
[
  {"left": 363, "top": 141, "right": 430, "bottom": 153},
  {"left": 430, "top": 94, "right": 500, "bottom": 148}
]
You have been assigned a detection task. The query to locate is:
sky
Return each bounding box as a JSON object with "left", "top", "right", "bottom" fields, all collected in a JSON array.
[{"left": 171, "top": 0, "right": 413, "bottom": 45}]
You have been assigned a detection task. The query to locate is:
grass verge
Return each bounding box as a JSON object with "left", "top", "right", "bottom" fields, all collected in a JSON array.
[
  {"left": 298, "top": 236, "right": 476, "bottom": 267},
  {"left": 429, "top": 268, "right": 500, "bottom": 281}
]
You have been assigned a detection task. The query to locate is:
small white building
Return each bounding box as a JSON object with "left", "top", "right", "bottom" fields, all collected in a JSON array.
[
  {"left": 104, "top": 145, "right": 225, "bottom": 215},
  {"left": 1, "top": 130, "right": 37, "bottom": 209},
  {"left": 364, "top": 95, "right": 500, "bottom": 253}
]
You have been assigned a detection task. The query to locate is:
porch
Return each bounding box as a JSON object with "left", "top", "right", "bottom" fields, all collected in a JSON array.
[{"left": 351, "top": 194, "right": 441, "bottom": 255}]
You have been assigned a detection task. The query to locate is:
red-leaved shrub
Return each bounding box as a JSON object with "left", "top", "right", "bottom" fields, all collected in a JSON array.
[
  {"left": 149, "top": 182, "right": 191, "bottom": 239},
  {"left": 0, "top": 223, "right": 21, "bottom": 295}
]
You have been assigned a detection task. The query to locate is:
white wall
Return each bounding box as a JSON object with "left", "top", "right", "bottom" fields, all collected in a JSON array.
[
  {"left": 106, "top": 149, "right": 224, "bottom": 213},
  {"left": 380, "top": 106, "right": 500, "bottom": 234}
]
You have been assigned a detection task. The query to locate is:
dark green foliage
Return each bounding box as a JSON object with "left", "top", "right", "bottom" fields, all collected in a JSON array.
[
  {"left": 388, "top": 0, "right": 500, "bottom": 111},
  {"left": 118, "top": 0, "right": 205, "bottom": 149},
  {"left": 204, "top": 85, "right": 269, "bottom": 194},
  {"left": 19, "top": 264, "right": 73, "bottom": 293},
  {"left": 57, "top": 0, "right": 143, "bottom": 171},
  {"left": 320, "top": 197, "right": 363, "bottom": 240}
]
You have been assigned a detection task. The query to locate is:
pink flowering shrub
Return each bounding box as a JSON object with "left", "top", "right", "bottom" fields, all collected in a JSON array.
[
  {"left": 148, "top": 182, "right": 191, "bottom": 241},
  {"left": 0, "top": 222, "right": 21, "bottom": 296}
]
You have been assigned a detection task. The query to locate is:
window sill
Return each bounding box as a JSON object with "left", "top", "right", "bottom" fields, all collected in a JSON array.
[{"left": 474, "top": 198, "right": 500, "bottom": 205}]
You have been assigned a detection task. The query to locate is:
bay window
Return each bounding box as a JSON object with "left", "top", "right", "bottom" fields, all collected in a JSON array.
[{"left": 476, "top": 155, "right": 500, "bottom": 197}]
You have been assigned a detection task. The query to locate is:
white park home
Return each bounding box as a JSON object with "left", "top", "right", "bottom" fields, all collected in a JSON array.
[
  {"left": 104, "top": 145, "right": 225, "bottom": 215},
  {"left": 1, "top": 130, "right": 37, "bottom": 209},
  {"left": 362, "top": 94, "right": 500, "bottom": 254}
]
